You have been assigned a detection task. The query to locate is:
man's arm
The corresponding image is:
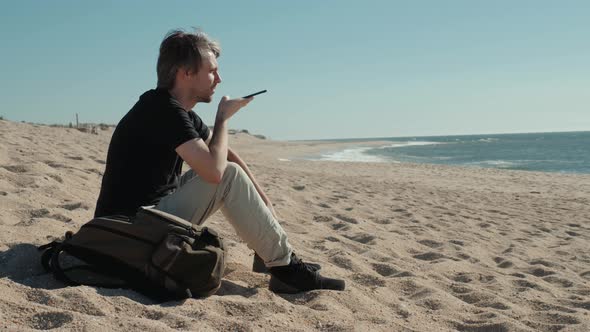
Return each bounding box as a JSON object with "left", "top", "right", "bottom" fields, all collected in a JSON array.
[{"left": 176, "top": 96, "right": 251, "bottom": 184}]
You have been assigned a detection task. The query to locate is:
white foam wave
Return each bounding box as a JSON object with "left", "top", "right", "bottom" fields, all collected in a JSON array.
[
  {"left": 379, "top": 141, "right": 444, "bottom": 149},
  {"left": 467, "top": 160, "right": 517, "bottom": 168},
  {"left": 317, "top": 147, "right": 392, "bottom": 163}
]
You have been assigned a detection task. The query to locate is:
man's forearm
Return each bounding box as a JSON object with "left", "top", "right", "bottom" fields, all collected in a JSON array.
[{"left": 208, "top": 118, "right": 229, "bottom": 174}]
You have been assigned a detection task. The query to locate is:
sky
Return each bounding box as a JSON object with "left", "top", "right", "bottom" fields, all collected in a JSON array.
[{"left": 1, "top": 0, "right": 589, "bottom": 140}]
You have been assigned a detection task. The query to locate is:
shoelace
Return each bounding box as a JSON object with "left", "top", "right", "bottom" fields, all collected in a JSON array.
[{"left": 291, "top": 256, "right": 318, "bottom": 276}]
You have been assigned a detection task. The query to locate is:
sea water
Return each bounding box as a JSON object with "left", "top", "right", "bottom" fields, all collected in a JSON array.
[{"left": 311, "top": 131, "right": 590, "bottom": 174}]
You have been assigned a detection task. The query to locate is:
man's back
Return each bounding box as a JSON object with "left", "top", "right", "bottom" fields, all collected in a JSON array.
[{"left": 94, "top": 88, "right": 209, "bottom": 217}]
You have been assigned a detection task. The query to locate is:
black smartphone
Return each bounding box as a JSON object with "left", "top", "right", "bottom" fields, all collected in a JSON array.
[{"left": 243, "top": 90, "right": 267, "bottom": 98}]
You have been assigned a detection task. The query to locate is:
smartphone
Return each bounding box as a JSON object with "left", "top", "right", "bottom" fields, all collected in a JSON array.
[{"left": 243, "top": 90, "right": 267, "bottom": 98}]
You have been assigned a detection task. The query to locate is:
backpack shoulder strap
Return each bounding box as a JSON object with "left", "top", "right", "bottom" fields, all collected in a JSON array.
[{"left": 38, "top": 233, "right": 127, "bottom": 288}]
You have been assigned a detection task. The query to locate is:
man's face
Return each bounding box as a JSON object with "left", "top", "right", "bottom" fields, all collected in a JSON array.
[{"left": 187, "top": 51, "right": 222, "bottom": 103}]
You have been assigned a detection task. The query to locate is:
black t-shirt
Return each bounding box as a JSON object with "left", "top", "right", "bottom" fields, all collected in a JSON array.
[{"left": 94, "top": 88, "right": 210, "bottom": 217}]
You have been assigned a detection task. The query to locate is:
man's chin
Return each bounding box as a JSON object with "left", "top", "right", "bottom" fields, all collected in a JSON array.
[{"left": 196, "top": 96, "right": 213, "bottom": 103}]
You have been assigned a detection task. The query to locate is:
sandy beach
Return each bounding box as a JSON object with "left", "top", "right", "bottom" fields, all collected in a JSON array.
[{"left": 1, "top": 119, "right": 589, "bottom": 331}]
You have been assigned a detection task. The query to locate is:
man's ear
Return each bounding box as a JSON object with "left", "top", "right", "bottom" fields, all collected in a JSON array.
[{"left": 175, "top": 66, "right": 190, "bottom": 84}]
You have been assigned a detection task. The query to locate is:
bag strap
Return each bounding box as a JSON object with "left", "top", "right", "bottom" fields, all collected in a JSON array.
[{"left": 44, "top": 243, "right": 128, "bottom": 288}]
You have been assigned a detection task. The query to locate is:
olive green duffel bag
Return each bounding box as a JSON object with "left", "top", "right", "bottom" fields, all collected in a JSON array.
[{"left": 39, "top": 206, "right": 225, "bottom": 301}]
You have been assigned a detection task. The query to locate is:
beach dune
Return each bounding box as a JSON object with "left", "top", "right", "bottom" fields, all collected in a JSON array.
[{"left": 1, "top": 119, "right": 589, "bottom": 331}]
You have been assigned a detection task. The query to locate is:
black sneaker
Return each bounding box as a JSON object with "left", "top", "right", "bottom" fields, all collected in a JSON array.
[
  {"left": 268, "top": 254, "right": 345, "bottom": 293},
  {"left": 252, "top": 253, "right": 321, "bottom": 273}
]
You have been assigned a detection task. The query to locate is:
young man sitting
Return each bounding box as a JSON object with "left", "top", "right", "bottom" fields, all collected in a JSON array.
[{"left": 94, "top": 29, "right": 345, "bottom": 293}]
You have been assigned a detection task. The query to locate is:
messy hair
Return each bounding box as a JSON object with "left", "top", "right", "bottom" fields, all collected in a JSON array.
[{"left": 156, "top": 28, "right": 221, "bottom": 89}]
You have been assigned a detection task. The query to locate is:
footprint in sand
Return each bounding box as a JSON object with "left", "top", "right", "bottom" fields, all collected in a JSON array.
[
  {"left": 333, "top": 214, "right": 359, "bottom": 224},
  {"left": 330, "top": 255, "right": 355, "bottom": 270},
  {"left": 371, "top": 263, "right": 413, "bottom": 278},
  {"left": 493, "top": 257, "right": 514, "bottom": 269},
  {"left": 542, "top": 276, "right": 574, "bottom": 288},
  {"left": 417, "top": 298, "right": 443, "bottom": 311},
  {"left": 368, "top": 217, "right": 392, "bottom": 225},
  {"left": 450, "top": 273, "right": 474, "bottom": 283},
  {"left": 449, "top": 272, "right": 495, "bottom": 284},
  {"left": 512, "top": 279, "right": 544, "bottom": 292},
  {"left": 525, "top": 267, "right": 555, "bottom": 277},
  {"left": 330, "top": 223, "right": 350, "bottom": 231},
  {"left": 530, "top": 300, "right": 577, "bottom": 314},
  {"left": 332, "top": 194, "right": 348, "bottom": 199},
  {"left": 25, "top": 289, "right": 55, "bottom": 306},
  {"left": 403, "top": 225, "right": 425, "bottom": 236},
  {"left": 478, "top": 222, "right": 492, "bottom": 229},
  {"left": 529, "top": 259, "right": 561, "bottom": 269},
  {"left": 449, "top": 240, "right": 464, "bottom": 246},
  {"left": 523, "top": 313, "right": 580, "bottom": 331},
  {"left": 454, "top": 322, "right": 511, "bottom": 332},
  {"left": 55, "top": 290, "right": 107, "bottom": 316},
  {"left": 454, "top": 291, "right": 510, "bottom": 310},
  {"left": 312, "top": 215, "right": 333, "bottom": 223},
  {"left": 371, "top": 263, "right": 398, "bottom": 277},
  {"left": 352, "top": 273, "right": 386, "bottom": 287},
  {"left": 562, "top": 298, "right": 590, "bottom": 311},
  {"left": 397, "top": 280, "right": 438, "bottom": 309},
  {"left": 28, "top": 312, "right": 74, "bottom": 330},
  {"left": 450, "top": 284, "right": 473, "bottom": 295},
  {"left": 29, "top": 208, "right": 50, "bottom": 218},
  {"left": 59, "top": 202, "right": 89, "bottom": 211},
  {"left": 2, "top": 164, "right": 29, "bottom": 173},
  {"left": 343, "top": 233, "right": 377, "bottom": 245},
  {"left": 43, "top": 160, "right": 66, "bottom": 169},
  {"left": 47, "top": 174, "right": 63, "bottom": 183},
  {"left": 140, "top": 309, "right": 194, "bottom": 329},
  {"left": 417, "top": 239, "right": 443, "bottom": 249},
  {"left": 141, "top": 309, "right": 166, "bottom": 321},
  {"left": 413, "top": 252, "right": 447, "bottom": 261},
  {"left": 502, "top": 245, "right": 514, "bottom": 254}
]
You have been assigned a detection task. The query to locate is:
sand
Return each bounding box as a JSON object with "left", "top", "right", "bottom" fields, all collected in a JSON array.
[{"left": 1, "top": 119, "right": 589, "bottom": 331}]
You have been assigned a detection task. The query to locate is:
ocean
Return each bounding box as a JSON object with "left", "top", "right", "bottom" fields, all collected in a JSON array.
[{"left": 310, "top": 131, "right": 590, "bottom": 174}]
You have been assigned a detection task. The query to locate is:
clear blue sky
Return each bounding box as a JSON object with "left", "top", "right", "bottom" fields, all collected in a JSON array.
[{"left": 1, "top": 0, "right": 588, "bottom": 140}]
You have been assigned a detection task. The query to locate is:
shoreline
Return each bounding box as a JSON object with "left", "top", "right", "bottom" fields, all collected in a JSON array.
[{"left": 283, "top": 137, "right": 590, "bottom": 177}]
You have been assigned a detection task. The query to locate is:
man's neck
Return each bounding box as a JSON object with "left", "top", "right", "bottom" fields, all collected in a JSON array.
[{"left": 168, "top": 86, "right": 197, "bottom": 111}]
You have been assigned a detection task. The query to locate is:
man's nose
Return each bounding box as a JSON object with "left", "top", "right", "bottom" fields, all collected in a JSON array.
[{"left": 215, "top": 72, "right": 222, "bottom": 84}]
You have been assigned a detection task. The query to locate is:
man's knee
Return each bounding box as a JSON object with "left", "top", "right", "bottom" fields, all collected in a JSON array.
[{"left": 223, "top": 162, "right": 243, "bottom": 179}]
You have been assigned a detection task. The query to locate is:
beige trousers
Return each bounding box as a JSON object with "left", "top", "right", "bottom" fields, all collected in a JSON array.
[{"left": 154, "top": 162, "right": 292, "bottom": 267}]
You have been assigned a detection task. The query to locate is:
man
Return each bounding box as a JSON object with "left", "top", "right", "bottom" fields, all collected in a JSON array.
[{"left": 94, "top": 29, "right": 345, "bottom": 293}]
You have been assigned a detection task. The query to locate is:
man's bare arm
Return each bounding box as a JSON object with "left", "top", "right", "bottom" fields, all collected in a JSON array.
[{"left": 176, "top": 96, "right": 251, "bottom": 184}]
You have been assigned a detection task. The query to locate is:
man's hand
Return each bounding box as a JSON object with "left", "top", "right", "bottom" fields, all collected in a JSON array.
[{"left": 216, "top": 96, "right": 253, "bottom": 122}]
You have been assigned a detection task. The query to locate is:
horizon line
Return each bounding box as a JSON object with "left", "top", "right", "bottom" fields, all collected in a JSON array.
[{"left": 290, "top": 130, "right": 590, "bottom": 142}]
